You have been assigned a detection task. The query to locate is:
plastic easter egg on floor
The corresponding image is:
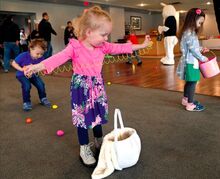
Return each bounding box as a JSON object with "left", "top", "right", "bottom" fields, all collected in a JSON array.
[
  {"left": 107, "top": 82, "right": 111, "bottom": 85},
  {"left": 26, "top": 118, "right": 32, "bottom": 124},
  {"left": 56, "top": 130, "right": 64, "bottom": 137},
  {"left": 52, "top": 104, "right": 58, "bottom": 109}
]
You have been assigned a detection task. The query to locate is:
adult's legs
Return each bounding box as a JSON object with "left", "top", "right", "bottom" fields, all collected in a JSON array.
[
  {"left": 161, "top": 36, "right": 177, "bottom": 65},
  {"left": 3, "top": 42, "right": 20, "bottom": 71},
  {"left": 3, "top": 42, "right": 11, "bottom": 71},
  {"left": 44, "top": 41, "right": 52, "bottom": 58}
]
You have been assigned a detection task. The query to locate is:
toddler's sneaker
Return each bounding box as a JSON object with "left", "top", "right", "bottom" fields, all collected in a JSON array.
[
  {"left": 186, "top": 103, "right": 205, "bottom": 112},
  {"left": 23, "top": 102, "right": 32, "bottom": 111},
  {"left": 126, "top": 61, "right": 132, "bottom": 64},
  {"left": 40, "top": 97, "right": 51, "bottom": 107},
  {"left": 80, "top": 144, "right": 96, "bottom": 167}
]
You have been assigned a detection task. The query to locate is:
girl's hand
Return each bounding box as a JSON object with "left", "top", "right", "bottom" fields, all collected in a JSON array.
[
  {"left": 131, "top": 35, "right": 152, "bottom": 51},
  {"left": 24, "top": 63, "right": 45, "bottom": 78},
  {"left": 142, "top": 35, "right": 152, "bottom": 48},
  {"left": 202, "top": 47, "right": 209, "bottom": 53},
  {"left": 23, "top": 65, "right": 33, "bottom": 78}
]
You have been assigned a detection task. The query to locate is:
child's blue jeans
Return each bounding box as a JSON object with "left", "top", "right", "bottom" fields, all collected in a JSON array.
[{"left": 17, "top": 75, "right": 47, "bottom": 103}]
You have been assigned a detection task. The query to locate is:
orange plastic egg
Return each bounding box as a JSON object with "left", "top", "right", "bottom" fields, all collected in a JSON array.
[{"left": 26, "top": 118, "right": 32, "bottom": 124}]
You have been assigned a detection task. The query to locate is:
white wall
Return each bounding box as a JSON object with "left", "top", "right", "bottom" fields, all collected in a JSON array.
[
  {"left": 203, "top": 13, "right": 219, "bottom": 36},
  {"left": 108, "top": 7, "right": 125, "bottom": 42},
  {"left": 125, "top": 11, "right": 163, "bottom": 35}
]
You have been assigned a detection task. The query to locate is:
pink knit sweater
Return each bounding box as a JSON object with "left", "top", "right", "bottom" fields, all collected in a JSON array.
[{"left": 42, "top": 39, "right": 132, "bottom": 77}]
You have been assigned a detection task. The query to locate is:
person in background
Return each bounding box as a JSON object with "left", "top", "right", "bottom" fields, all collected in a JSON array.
[
  {"left": 28, "top": 22, "right": 40, "bottom": 41},
  {"left": 24, "top": 6, "right": 151, "bottom": 167},
  {"left": 176, "top": 8, "right": 209, "bottom": 112},
  {"left": 0, "top": 16, "right": 20, "bottom": 73},
  {"left": 38, "top": 12, "right": 57, "bottom": 58},
  {"left": 64, "top": 21, "right": 77, "bottom": 46},
  {"left": 20, "top": 28, "right": 28, "bottom": 52},
  {"left": 11, "top": 39, "right": 51, "bottom": 111},
  {"left": 126, "top": 29, "right": 142, "bottom": 65}
]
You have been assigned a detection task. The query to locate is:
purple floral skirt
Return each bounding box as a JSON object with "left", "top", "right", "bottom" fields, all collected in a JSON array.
[{"left": 70, "top": 74, "right": 108, "bottom": 129}]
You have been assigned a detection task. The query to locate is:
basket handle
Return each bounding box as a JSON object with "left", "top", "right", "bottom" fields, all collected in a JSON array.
[
  {"left": 114, "top": 108, "right": 125, "bottom": 142},
  {"left": 203, "top": 50, "right": 216, "bottom": 58}
]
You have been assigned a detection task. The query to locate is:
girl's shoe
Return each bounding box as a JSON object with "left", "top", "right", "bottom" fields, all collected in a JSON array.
[
  {"left": 23, "top": 102, "right": 32, "bottom": 111},
  {"left": 80, "top": 144, "right": 96, "bottom": 167},
  {"left": 186, "top": 103, "right": 205, "bottom": 112}
]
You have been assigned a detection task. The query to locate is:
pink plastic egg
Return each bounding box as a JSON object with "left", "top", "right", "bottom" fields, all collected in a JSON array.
[{"left": 56, "top": 130, "right": 64, "bottom": 136}]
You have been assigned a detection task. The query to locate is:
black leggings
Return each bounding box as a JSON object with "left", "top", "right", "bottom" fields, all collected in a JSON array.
[
  {"left": 77, "top": 125, "right": 103, "bottom": 145},
  {"left": 184, "top": 81, "right": 197, "bottom": 103}
]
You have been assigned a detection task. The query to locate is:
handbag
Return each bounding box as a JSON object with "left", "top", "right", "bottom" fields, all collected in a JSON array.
[
  {"left": 92, "top": 109, "right": 141, "bottom": 179},
  {"left": 113, "top": 108, "right": 141, "bottom": 170}
]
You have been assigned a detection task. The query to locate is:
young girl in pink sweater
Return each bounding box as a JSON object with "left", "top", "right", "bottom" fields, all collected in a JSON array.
[{"left": 24, "top": 6, "right": 151, "bottom": 167}]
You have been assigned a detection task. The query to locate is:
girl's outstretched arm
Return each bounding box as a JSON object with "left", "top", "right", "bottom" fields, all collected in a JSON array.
[
  {"left": 132, "top": 35, "right": 152, "bottom": 51},
  {"left": 24, "top": 63, "right": 46, "bottom": 77}
]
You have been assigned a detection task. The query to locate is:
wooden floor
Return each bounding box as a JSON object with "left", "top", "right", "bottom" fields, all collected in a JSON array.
[
  {"left": 102, "top": 57, "right": 220, "bottom": 97},
  {"left": 54, "top": 54, "right": 220, "bottom": 97}
]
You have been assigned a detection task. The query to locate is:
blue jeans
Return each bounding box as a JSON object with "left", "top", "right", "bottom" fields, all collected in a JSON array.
[
  {"left": 17, "top": 75, "right": 47, "bottom": 103},
  {"left": 3, "top": 42, "right": 20, "bottom": 70},
  {"left": 43, "top": 41, "right": 53, "bottom": 59}
]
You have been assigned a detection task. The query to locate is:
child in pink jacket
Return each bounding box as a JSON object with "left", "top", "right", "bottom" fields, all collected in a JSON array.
[{"left": 24, "top": 6, "right": 151, "bottom": 167}]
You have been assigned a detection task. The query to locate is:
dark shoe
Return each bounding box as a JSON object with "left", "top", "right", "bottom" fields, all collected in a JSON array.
[
  {"left": 137, "top": 61, "right": 142, "bottom": 66},
  {"left": 186, "top": 103, "right": 205, "bottom": 112},
  {"left": 126, "top": 61, "right": 132, "bottom": 64},
  {"left": 23, "top": 102, "right": 32, "bottom": 111},
  {"left": 40, "top": 97, "right": 51, "bottom": 107}
]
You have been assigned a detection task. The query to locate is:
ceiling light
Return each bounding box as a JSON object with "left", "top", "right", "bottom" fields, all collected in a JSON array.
[
  {"left": 137, "top": 3, "right": 148, "bottom": 7},
  {"left": 206, "top": 2, "right": 211, "bottom": 5},
  {"left": 179, "top": 10, "right": 187, "bottom": 13}
]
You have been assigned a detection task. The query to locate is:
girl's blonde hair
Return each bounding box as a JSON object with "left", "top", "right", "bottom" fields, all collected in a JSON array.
[{"left": 74, "top": 6, "right": 111, "bottom": 40}]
